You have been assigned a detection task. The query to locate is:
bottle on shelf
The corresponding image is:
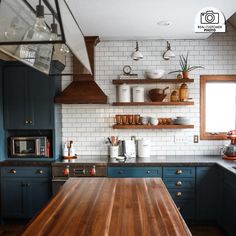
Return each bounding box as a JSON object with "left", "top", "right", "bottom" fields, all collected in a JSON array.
[{"left": 63, "top": 142, "right": 69, "bottom": 157}]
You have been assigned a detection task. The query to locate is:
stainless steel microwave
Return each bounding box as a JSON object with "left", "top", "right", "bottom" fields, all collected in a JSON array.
[{"left": 10, "top": 137, "right": 49, "bottom": 157}]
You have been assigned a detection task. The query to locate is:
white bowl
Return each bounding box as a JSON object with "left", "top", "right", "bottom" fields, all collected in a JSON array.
[{"left": 146, "top": 69, "right": 165, "bottom": 79}]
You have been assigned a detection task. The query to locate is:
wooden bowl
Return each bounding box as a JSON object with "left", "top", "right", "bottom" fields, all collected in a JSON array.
[{"left": 148, "top": 89, "right": 166, "bottom": 102}]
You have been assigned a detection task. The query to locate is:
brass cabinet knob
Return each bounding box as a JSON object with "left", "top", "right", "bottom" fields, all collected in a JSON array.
[
  {"left": 176, "top": 192, "right": 182, "bottom": 197},
  {"left": 38, "top": 170, "right": 44, "bottom": 174},
  {"left": 25, "top": 120, "right": 29, "bottom": 124},
  {"left": 146, "top": 171, "right": 151, "bottom": 174},
  {"left": 176, "top": 169, "right": 183, "bottom": 175},
  {"left": 29, "top": 120, "right": 33, "bottom": 124},
  {"left": 176, "top": 181, "right": 182, "bottom": 186},
  {"left": 10, "top": 169, "right": 16, "bottom": 174}
]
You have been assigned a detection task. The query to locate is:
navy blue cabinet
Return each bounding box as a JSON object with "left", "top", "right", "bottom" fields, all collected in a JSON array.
[
  {"left": 3, "top": 63, "right": 55, "bottom": 129},
  {"left": 163, "top": 167, "right": 195, "bottom": 220},
  {"left": 1, "top": 166, "right": 51, "bottom": 219},
  {"left": 219, "top": 170, "right": 236, "bottom": 236},
  {"left": 196, "top": 167, "right": 219, "bottom": 221},
  {"left": 108, "top": 167, "right": 162, "bottom": 178}
]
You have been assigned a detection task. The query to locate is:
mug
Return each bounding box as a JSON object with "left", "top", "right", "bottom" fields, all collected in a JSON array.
[
  {"left": 115, "top": 115, "right": 122, "bottom": 125},
  {"left": 134, "top": 114, "right": 140, "bottom": 125},
  {"left": 149, "top": 117, "right": 159, "bottom": 125},
  {"left": 122, "top": 115, "right": 128, "bottom": 125},
  {"left": 140, "top": 117, "right": 149, "bottom": 125}
]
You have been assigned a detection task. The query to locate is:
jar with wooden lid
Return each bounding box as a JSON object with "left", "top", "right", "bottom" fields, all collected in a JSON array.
[{"left": 179, "top": 83, "right": 188, "bottom": 101}]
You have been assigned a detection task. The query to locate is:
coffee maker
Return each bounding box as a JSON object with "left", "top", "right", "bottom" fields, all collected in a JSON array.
[{"left": 222, "top": 130, "right": 236, "bottom": 160}]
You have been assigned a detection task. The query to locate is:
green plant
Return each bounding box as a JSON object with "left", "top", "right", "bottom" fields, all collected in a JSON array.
[{"left": 169, "top": 53, "right": 204, "bottom": 73}]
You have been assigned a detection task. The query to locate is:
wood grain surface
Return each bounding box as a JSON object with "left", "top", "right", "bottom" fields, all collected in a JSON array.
[{"left": 22, "top": 178, "right": 191, "bottom": 236}]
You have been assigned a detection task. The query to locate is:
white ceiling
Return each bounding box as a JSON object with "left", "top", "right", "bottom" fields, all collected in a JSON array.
[{"left": 69, "top": 0, "right": 236, "bottom": 40}]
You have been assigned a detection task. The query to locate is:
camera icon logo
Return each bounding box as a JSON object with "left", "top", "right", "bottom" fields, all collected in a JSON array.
[{"left": 200, "top": 11, "right": 219, "bottom": 24}]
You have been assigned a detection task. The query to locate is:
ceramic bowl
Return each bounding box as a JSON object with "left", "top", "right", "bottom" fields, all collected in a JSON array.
[{"left": 146, "top": 69, "right": 165, "bottom": 79}]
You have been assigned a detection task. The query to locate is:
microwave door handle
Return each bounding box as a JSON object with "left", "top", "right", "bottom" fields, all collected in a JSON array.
[{"left": 36, "top": 139, "right": 39, "bottom": 156}]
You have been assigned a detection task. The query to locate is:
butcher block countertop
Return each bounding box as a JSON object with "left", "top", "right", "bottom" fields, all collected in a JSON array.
[{"left": 22, "top": 178, "right": 191, "bottom": 236}]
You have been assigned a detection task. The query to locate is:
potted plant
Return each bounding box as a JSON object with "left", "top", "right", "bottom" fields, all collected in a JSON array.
[{"left": 169, "top": 53, "right": 204, "bottom": 79}]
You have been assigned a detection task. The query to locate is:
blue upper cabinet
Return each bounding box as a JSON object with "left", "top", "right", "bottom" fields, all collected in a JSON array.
[{"left": 3, "top": 62, "right": 56, "bottom": 130}]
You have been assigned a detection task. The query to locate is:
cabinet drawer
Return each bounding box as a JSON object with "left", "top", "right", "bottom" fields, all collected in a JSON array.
[
  {"left": 163, "top": 178, "right": 195, "bottom": 189},
  {"left": 168, "top": 189, "right": 195, "bottom": 200},
  {"left": 163, "top": 167, "right": 195, "bottom": 178},
  {"left": 175, "top": 200, "right": 195, "bottom": 220},
  {"left": 108, "top": 167, "right": 162, "bottom": 178},
  {"left": 1, "top": 167, "right": 51, "bottom": 178}
]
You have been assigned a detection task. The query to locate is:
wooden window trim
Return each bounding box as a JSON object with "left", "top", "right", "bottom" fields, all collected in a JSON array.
[{"left": 200, "top": 75, "right": 236, "bottom": 140}]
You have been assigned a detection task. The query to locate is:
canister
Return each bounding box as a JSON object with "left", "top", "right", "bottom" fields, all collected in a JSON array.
[
  {"left": 133, "top": 86, "right": 144, "bottom": 102},
  {"left": 118, "top": 84, "right": 131, "bottom": 102}
]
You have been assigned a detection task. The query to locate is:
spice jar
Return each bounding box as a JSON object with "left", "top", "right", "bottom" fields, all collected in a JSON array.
[
  {"left": 179, "top": 83, "right": 188, "bottom": 101},
  {"left": 170, "top": 90, "right": 178, "bottom": 102}
]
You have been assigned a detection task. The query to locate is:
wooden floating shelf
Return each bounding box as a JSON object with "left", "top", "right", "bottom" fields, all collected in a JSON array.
[
  {"left": 113, "top": 124, "right": 194, "bottom": 129},
  {"left": 112, "top": 101, "right": 194, "bottom": 106},
  {"left": 112, "top": 78, "right": 194, "bottom": 85}
]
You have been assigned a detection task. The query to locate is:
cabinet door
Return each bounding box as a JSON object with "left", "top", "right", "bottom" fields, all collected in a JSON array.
[
  {"left": 1, "top": 178, "right": 25, "bottom": 218},
  {"left": 196, "top": 167, "right": 219, "bottom": 221},
  {"left": 3, "top": 66, "right": 28, "bottom": 129},
  {"left": 28, "top": 69, "right": 54, "bottom": 129},
  {"left": 26, "top": 179, "right": 51, "bottom": 217},
  {"left": 220, "top": 183, "right": 236, "bottom": 236}
]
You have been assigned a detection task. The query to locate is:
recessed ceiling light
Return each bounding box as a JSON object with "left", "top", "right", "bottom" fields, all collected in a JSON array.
[{"left": 157, "top": 21, "right": 173, "bottom": 26}]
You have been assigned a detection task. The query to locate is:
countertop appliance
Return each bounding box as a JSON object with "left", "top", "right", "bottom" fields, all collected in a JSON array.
[
  {"left": 122, "top": 140, "right": 136, "bottom": 158},
  {"left": 10, "top": 136, "right": 49, "bottom": 157},
  {"left": 223, "top": 130, "right": 236, "bottom": 160},
  {"left": 52, "top": 162, "right": 107, "bottom": 195},
  {"left": 138, "top": 139, "right": 151, "bottom": 158}
]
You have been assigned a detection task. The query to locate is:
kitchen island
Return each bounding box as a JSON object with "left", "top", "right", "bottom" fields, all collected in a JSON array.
[{"left": 22, "top": 178, "right": 191, "bottom": 236}]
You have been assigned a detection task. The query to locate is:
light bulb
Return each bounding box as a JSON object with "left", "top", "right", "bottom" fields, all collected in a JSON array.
[
  {"left": 23, "top": 2, "right": 50, "bottom": 42},
  {"left": 60, "top": 44, "right": 70, "bottom": 55}
]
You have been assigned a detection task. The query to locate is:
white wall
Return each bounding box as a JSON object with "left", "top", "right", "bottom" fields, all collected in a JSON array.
[{"left": 61, "top": 24, "right": 236, "bottom": 156}]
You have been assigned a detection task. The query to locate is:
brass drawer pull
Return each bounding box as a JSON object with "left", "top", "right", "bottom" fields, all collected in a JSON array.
[
  {"left": 176, "top": 181, "right": 182, "bottom": 186},
  {"left": 38, "top": 170, "right": 44, "bottom": 174},
  {"left": 9, "top": 169, "right": 16, "bottom": 174},
  {"left": 176, "top": 192, "right": 182, "bottom": 197},
  {"left": 176, "top": 169, "right": 183, "bottom": 175}
]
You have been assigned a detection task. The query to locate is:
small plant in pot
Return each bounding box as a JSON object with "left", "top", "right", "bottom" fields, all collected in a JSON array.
[{"left": 169, "top": 53, "right": 204, "bottom": 79}]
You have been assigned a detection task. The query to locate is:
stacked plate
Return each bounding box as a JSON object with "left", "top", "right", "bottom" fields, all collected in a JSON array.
[{"left": 173, "top": 117, "right": 190, "bottom": 125}]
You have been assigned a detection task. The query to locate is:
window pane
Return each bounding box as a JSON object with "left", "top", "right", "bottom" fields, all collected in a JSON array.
[{"left": 205, "top": 82, "right": 236, "bottom": 132}]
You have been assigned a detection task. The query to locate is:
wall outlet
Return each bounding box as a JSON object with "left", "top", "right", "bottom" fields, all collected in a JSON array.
[{"left": 193, "top": 135, "right": 199, "bottom": 143}]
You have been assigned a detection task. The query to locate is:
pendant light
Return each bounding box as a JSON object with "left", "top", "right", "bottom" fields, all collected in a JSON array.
[
  {"left": 163, "top": 41, "right": 175, "bottom": 60},
  {"left": 131, "top": 41, "right": 143, "bottom": 61},
  {"left": 23, "top": 0, "right": 51, "bottom": 41}
]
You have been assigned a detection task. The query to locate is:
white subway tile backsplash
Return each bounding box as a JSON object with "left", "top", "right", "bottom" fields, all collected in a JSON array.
[{"left": 60, "top": 24, "right": 236, "bottom": 156}]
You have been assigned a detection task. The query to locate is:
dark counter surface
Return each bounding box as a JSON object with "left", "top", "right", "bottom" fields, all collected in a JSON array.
[
  {"left": 1, "top": 155, "right": 236, "bottom": 175},
  {"left": 52, "top": 155, "right": 108, "bottom": 166},
  {"left": 0, "top": 160, "right": 53, "bottom": 166},
  {"left": 108, "top": 155, "right": 236, "bottom": 174}
]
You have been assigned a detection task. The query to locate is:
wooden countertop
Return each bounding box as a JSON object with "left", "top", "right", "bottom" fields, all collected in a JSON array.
[{"left": 22, "top": 178, "right": 191, "bottom": 236}]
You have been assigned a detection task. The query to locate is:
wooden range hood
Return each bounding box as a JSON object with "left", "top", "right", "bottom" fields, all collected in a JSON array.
[{"left": 54, "top": 36, "right": 107, "bottom": 104}]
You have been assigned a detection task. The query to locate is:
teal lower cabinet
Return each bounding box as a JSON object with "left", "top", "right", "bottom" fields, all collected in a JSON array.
[
  {"left": 108, "top": 167, "right": 162, "bottom": 178},
  {"left": 196, "top": 167, "right": 219, "bottom": 222},
  {"left": 219, "top": 170, "right": 236, "bottom": 236},
  {"left": 1, "top": 166, "right": 52, "bottom": 219},
  {"left": 163, "top": 167, "right": 196, "bottom": 220}
]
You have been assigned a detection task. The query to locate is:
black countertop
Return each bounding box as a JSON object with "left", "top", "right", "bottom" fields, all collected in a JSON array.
[{"left": 1, "top": 155, "right": 236, "bottom": 175}]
